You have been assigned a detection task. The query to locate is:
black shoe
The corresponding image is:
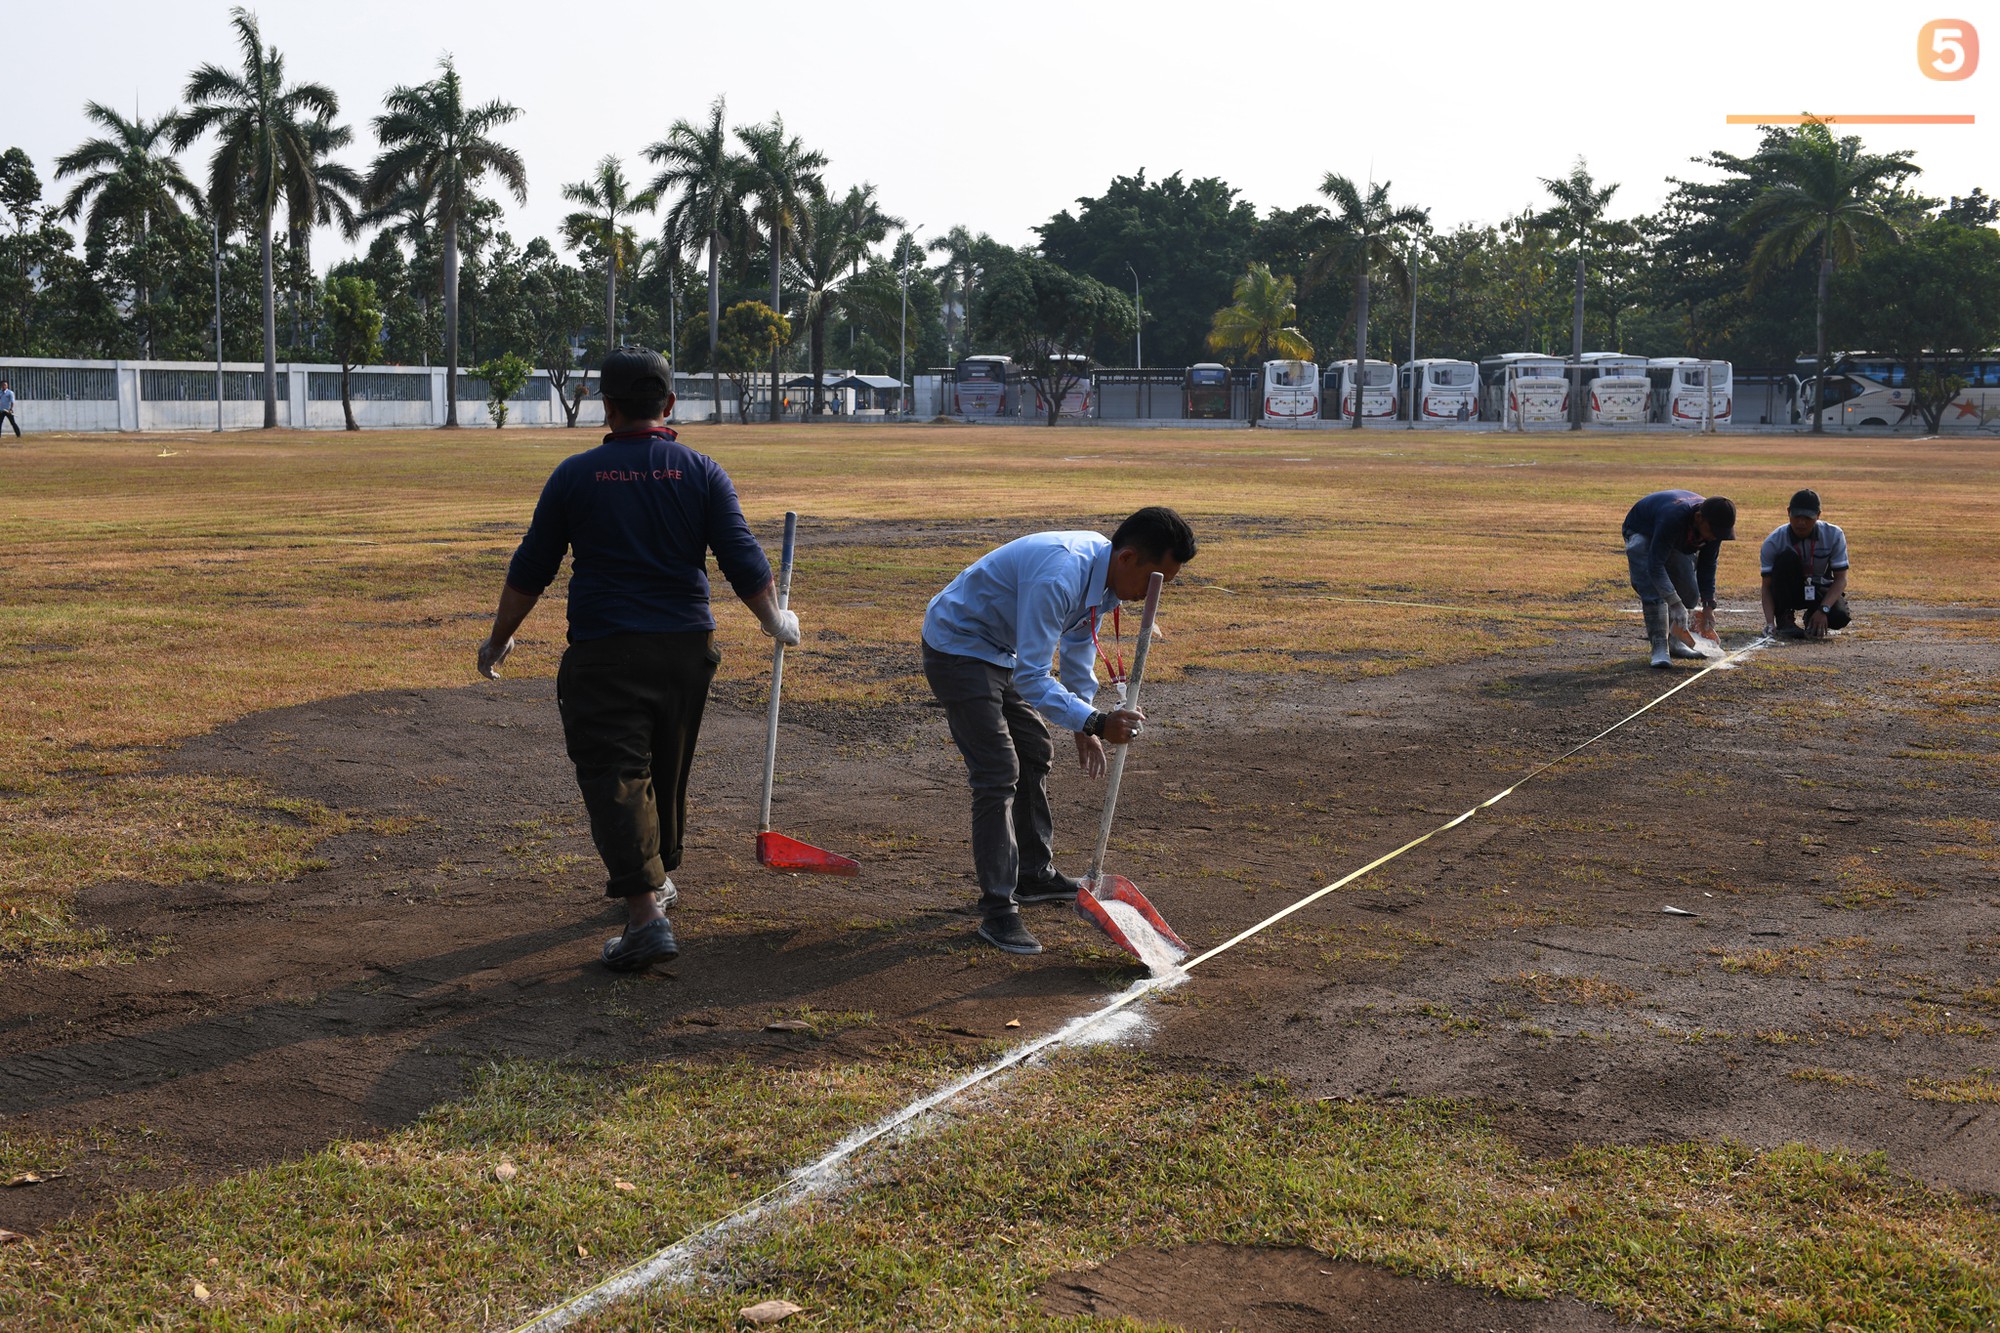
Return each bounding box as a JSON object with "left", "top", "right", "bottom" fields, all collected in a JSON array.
[
  {"left": 1014, "top": 869, "right": 1084, "bottom": 904},
  {"left": 602, "top": 917, "right": 678, "bottom": 972},
  {"left": 976, "top": 911, "right": 1043, "bottom": 955},
  {"left": 1775, "top": 623, "right": 1806, "bottom": 640}
]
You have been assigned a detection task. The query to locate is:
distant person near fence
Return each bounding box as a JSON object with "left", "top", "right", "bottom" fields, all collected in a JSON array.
[{"left": 0, "top": 381, "right": 20, "bottom": 439}]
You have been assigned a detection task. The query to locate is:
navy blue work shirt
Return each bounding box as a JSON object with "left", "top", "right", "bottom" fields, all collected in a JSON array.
[
  {"left": 505, "top": 427, "right": 773, "bottom": 641},
  {"left": 1622, "top": 488, "right": 1721, "bottom": 606}
]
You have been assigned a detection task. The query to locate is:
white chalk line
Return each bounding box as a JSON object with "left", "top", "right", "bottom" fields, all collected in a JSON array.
[
  {"left": 504, "top": 973, "right": 1183, "bottom": 1332},
  {"left": 505, "top": 633, "right": 1769, "bottom": 1332}
]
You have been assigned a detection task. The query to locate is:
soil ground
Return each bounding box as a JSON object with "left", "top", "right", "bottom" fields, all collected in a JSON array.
[{"left": 1, "top": 519, "right": 1993, "bottom": 1329}]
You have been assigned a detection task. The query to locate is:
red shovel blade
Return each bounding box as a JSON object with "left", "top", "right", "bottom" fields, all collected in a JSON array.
[
  {"left": 1075, "top": 874, "right": 1189, "bottom": 959},
  {"left": 756, "top": 831, "right": 860, "bottom": 875}
]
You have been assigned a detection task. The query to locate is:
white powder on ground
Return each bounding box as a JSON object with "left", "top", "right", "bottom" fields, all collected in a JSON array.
[{"left": 1098, "top": 898, "right": 1188, "bottom": 978}]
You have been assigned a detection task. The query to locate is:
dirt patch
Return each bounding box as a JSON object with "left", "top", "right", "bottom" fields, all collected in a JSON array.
[
  {"left": 1040, "top": 1244, "right": 1654, "bottom": 1331},
  {"left": 0, "top": 608, "right": 1994, "bottom": 1250}
]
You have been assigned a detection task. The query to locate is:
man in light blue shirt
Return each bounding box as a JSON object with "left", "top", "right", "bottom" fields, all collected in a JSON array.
[
  {"left": 922, "top": 506, "right": 1197, "bottom": 954},
  {"left": 0, "top": 381, "right": 19, "bottom": 439}
]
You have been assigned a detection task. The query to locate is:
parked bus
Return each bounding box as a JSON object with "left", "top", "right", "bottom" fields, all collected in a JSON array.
[
  {"left": 1795, "top": 351, "right": 2000, "bottom": 428},
  {"left": 1186, "top": 363, "right": 1233, "bottom": 419},
  {"left": 1649, "top": 357, "right": 1732, "bottom": 428},
  {"left": 1324, "top": 359, "right": 1398, "bottom": 423},
  {"left": 953, "top": 355, "right": 1011, "bottom": 419},
  {"left": 1262, "top": 359, "right": 1320, "bottom": 425},
  {"left": 1479, "top": 353, "right": 1567, "bottom": 426},
  {"left": 1033, "top": 353, "right": 1093, "bottom": 419},
  {"left": 1399, "top": 358, "right": 1478, "bottom": 422},
  {"left": 1579, "top": 352, "right": 1651, "bottom": 424}
]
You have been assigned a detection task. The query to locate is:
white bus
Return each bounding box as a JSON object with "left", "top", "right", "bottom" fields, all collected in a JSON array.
[
  {"left": 1796, "top": 351, "right": 2000, "bottom": 429},
  {"left": 953, "top": 355, "right": 1012, "bottom": 419},
  {"left": 1399, "top": 358, "right": 1479, "bottom": 423},
  {"left": 1649, "top": 357, "right": 1732, "bottom": 428},
  {"left": 1480, "top": 353, "right": 1567, "bottom": 427},
  {"left": 1262, "top": 360, "right": 1320, "bottom": 425},
  {"left": 1579, "top": 352, "right": 1651, "bottom": 424},
  {"left": 1033, "top": 353, "right": 1093, "bottom": 419},
  {"left": 1324, "top": 359, "right": 1397, "bottom": 423}
]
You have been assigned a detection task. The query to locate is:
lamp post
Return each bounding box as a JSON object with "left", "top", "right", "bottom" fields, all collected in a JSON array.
[
  {"left": 1125, "top": 262, "right": 1142, "bottom": 369},
  {"left": 212, "top": 217, "right": 224, "bottom": 433},
  {"left": 899, "top": 224, "right": 921, "bottom": 419}
]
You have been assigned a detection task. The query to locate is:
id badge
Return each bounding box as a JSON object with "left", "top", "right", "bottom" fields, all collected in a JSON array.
[{"left": 1803, "top": 581, "right": 1817, "bottom": 602}]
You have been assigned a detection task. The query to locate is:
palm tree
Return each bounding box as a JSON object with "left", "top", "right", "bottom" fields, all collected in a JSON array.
[
  {"left": 835, "top": 183, "right": 902, "bottom": 351},
  {"left": 1206, "top": 263, "right": 1313, "bottom": 365},
  {"left": 926, "top": 224, "right": 991, "bottom": 359},
  {"left": 363, "top": 57, "right": 526, "bottom": 428},
  {"left": 736, "top": 117, "right": 826, "bottom": 420},
  {"left": 173, "top": 7, "right": 341, "bottom": 428},
  {"left": 647, "top": 97, "right": 749, "bottom": 422},
  {"left": 284, "top": 116, "right": 363, "bottom": 352},
  {"left": 787, "top": 193, "right": 870, "bottom": 415},
  {"left": 562, "top": 155, "right": 657, "bottom": 358},
  {"left": 1312, "top": 175, "right": 1429, "bottom": 428},
  {"left": 1534, "top": 158, "right": 1636, "bottom": 427},
  {"left": 54, "top": 103, "right": 202, "bottom": 358},
  {"left": 1742, "top": 124, "right": 1912, "bottom": 432}
]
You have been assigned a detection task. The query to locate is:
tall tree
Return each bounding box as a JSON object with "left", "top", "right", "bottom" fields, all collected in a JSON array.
[
  {"left": 321, "top": 274, "right": 383, "bottom": 431},
  {"left": 1311, "top": 176, "right": 1428, "bottom": 427},
  {"left": 647, "top": 96, "right": 749, "bottom": 424},
  {"left": 736, "top": 116, "right": 826, "bottom": 420},
  {"left": 54, "top": 104, "right": 202, "bottom": 358},
  {"left": 1534, "top": 158, "right": 1635, "bottom": 426},
  {"left": 976, "top": 254, "right": 1134, "bottom": 426},
  {"left": 1036, "top": 170, "right": 1261, "bottom": 367},
  {"left": 786, "top": 192, "right": 869, "bottom": 415},
  {"left": 1741, "top": 123, "right": 1914, "bottom": 432},
  {"left": 1205, "top": 262, "right": 1313, "bottom": 365},
  {"left": 926, "top": 224, "right": 996, "bottom": 360},
  {"left": 364, "top": 57, "right": 526, "bottom": 428},
  {"left": 561, "top": 155, "right": 657, "bottom": 357},
  {"left": 283, "top": 115, "right": 364, "bottom": 353},
  {"left": 173, "top": 6, "right": 341, "bottom": 427}
]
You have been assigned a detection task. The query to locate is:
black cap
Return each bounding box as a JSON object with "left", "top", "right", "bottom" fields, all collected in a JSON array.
[
  {"left": 1788, "top": 488, "right": 1821, "bottom": 517},
  {"left": 1698, "top": 495, "right": 1737, "bottom": 542},
  {"left": 599, "top": 346, "right": 671, "bottom": 399}
]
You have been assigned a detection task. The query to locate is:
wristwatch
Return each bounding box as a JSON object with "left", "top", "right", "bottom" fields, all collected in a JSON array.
[{"left": 1082, "top": 711, "right": 1108, "bottom": 738}]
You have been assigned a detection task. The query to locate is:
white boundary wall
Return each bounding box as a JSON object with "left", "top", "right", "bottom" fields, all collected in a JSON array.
[{"left": 0, "top": 357, "right": 739, "bottom": 432}]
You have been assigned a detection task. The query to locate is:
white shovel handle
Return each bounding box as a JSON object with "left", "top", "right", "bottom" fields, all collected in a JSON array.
[
  {"left": 757, "top": 511, "right": 798, "bottom": 835},
  {"left": 1086, "top": 570, "right": 1164, "bottom": 884}
]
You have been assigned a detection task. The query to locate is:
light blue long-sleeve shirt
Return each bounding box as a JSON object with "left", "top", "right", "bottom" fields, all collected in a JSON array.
[
  {"left": 922, "top": 531, "right": 1113, "bottom": 732},
  {"left": 0, "top": 389, "right": 14, "bottom": 412}
]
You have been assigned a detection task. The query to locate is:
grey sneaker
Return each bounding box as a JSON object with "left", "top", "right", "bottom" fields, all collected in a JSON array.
[
  {"left": 602, "top": 917, "right": 678, "bottom": 972},
  {"left": 1014, "top": 869, "right": 1084, "bottom": 904},
  {"left": 976, "top": 910, "right": 1043, "bottom": 955}
]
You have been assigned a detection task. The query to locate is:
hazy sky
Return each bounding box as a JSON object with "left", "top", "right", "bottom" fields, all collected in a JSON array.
[{"left": 2, "top": 0, "right": 1991, "bottom": 263}]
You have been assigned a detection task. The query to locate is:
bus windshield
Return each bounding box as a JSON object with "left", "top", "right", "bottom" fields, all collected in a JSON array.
[
  {"left": 1190, "top": 367, "right": 1228, "bottom": 384},
  {"left": 1268, "top": 362, "right": 1311, "bottom": 388},
  {"left": 1429, "top": 364, "right": 1474, "bottom": 387},
  {"left": 1359, "top": 364, "right": 1392, "bottom": 387}
]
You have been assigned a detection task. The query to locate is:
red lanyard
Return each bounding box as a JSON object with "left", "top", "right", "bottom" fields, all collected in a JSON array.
[
  {"left": 1792, "top": 529, "right": 1817, "bottom": 577},
  {"left": 1090, "top": 605, "right": 1126, "bottom": 690}
]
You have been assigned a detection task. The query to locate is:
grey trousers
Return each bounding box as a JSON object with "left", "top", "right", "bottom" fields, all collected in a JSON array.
[{"left": 922, "top": 643, "right": 1057, "bottom": 915}]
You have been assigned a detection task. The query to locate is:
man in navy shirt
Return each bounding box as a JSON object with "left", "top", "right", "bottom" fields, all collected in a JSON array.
[
  {"left": 923, "top": 507, "right": 1197, "bottom": 954},
  {"left": 477, "top": 348, "right": 798, "bottom": 973},
  {"left": 1622, "top": 489, "right": 1736, "bottom": 668}
]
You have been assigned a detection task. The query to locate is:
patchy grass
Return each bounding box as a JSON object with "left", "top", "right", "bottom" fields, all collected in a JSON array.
[
  {"left": 1906, "top": 1071, "right": 2000, "bottom": 1104},
  {"left": 1504, "top": 970, "right": 1639, "bottom": 1007},
  {"left": 1790, "top": 1066, "right": 1881, "bottom": 1089},
  {"left": 6, "top": 1051, "right": 2000, "bottom": 1331},
  {"left": 1710, "top": 936, "right": 1875, "bottom": 979}
]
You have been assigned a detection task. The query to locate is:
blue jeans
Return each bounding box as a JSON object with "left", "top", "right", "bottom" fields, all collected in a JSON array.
[{"left": 1624, "top": 531, "right": 1697, "bottom": 607}]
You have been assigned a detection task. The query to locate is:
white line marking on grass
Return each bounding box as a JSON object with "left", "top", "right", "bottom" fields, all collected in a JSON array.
[
  {"left": 504, "top": 635, "right": 1769, "bottom": 1332},
  {"left": 504, "top": 973, "right": 1184, "bottom": 1333}
]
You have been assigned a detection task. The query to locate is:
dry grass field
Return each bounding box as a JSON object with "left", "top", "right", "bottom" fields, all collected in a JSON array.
[{"left": 1, "top": 423, "right": 1996, "bottom": 1329}]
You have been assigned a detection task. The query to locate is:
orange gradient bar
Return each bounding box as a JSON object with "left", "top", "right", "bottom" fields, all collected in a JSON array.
[{"left": 1727, "top": 113, "right": 1974, "bottom": 124}]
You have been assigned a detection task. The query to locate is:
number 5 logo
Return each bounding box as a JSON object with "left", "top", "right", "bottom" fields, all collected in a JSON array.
[{"left": 1920, "top": 19, "right": 1978, "bottom": 80}]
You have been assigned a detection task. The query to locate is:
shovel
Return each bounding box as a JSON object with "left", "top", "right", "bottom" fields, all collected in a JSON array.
[
  {"left": 755, "top": 511, "right": 859, "bottom": 875},
  {"left": 1074, "top": 570, "right": 1189, "bottom": 961}
]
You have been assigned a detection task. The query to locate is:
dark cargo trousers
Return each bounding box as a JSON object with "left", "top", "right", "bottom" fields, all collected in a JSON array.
[
  {"left": 922, "top": 644, "right": 1058, "bottom": 916},
  {"left": 556, "top": 631, "right": 720, "bottom": 898}
]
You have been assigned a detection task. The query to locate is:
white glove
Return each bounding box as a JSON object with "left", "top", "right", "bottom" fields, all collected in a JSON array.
[
  {"left": 477, "top": 636, "right": 514, "bottom": 680},
  {"left": 1666, "top": 603, "right": 1690, "bottom": 631},
  {"left": 760, "top": 608, "right": 801, "bottom": 647}
]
